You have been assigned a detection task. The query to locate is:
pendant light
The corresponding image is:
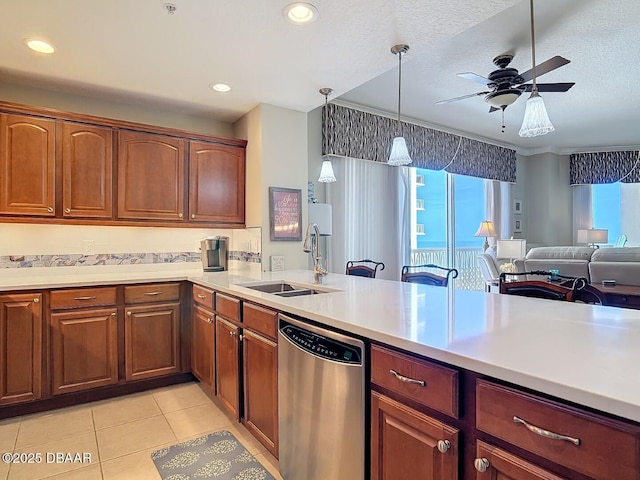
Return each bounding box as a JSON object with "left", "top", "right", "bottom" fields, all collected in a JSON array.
[
  {"left": 388, "top": 44, "right": 412, "bottom": 166},
  {"left": 519, "top": 0, "right": 554, "bottom": 137},
  {"left": 318, "top": 87, "right": 337, "bottom": 183}
]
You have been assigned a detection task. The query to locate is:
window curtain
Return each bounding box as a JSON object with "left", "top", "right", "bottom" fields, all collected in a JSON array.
[
  {"left": 484, "top": 179, "right": 512, "bottom": 245},
  {"left": 570, "top": 151, "right": 640, "bottom": 185},
  {"left": 571, "top": 184, "right": 592, "bottom": 244},
  {"left": 326, "top": 157, "right": 404, "bottom": 280}
]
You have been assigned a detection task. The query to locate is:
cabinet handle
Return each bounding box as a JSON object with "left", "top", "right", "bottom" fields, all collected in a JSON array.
[
  {"left": 33, "top": 297, "right": 40, "bottom": 303},
  {"left": 74, "top": 296, "right": 97, "bottom": 301},
  {"left": 64, "top": 208, "right": 71, "bottom": 214},
  {"left": 127, "top": 311, "right": 132, "bottom": 316},
  {"left": 207, "top": 318, "right": 213, "bottom": 324},
  {"left": 191, "top": 214, "right": 196, "bottom": 219},
  {"left": 143, "top": 291, "right": 164, "bottom": 296},
  {"left": 389, "top": 369, "right": 426, "bottom": 387},
  {"left": 513, "top": 416, "right": 580, "bottom": 446},
  {"left": 47, "top": 206, "right": 53, "bottom": 213},
  {"left": 474, "top": 458, "right": 490, "bottom": 473},
  {"left": 197, "top": 293, "right": 207, "bottom": 299},
  {"left": 178, "top": 213, "right": 183, "bottom": 218},
  {"left": 437, "top": 440, "right": 450, "bottom": 453},
  {"left": 229, "top": 331, "right": 237, "bottom": 336}
]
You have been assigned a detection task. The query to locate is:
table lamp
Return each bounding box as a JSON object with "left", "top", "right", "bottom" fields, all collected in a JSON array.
[
  {"left": 496, "top": 239, "right": 527, "bottom": 262},
  {"left": 474, "top": 221, "right": 497, "bottom": 252},
  {"left": 577, "top": 228, "right": 608, "bottom": 247}
]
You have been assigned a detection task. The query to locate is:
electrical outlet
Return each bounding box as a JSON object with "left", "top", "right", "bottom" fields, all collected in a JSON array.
[{"left": 82, "top": 240, "right": 94, "bottom": 255}]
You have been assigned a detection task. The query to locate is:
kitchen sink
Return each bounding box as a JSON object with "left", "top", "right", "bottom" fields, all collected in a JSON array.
[
  {"left": 238, "top": 281, "right": 339, "bottom": 297},
  {"left": 240, "top": 282, "right": 297, "bottom": 293},
  {"left": 273, "top": 289, "right": 323, "bottom": 297}
]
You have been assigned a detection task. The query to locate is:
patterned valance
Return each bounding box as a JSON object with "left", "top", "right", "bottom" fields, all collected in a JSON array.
[
  {"left": 323, "top": 104, "right": 516, "bottom": 183},
  {"left": 570, "top": 151, "right": 640, "bottom": 185}
]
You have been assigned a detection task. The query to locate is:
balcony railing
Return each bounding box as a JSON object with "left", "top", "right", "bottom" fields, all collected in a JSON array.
[{"left": 410, "top": 247, "right": 485, "bottom": 291}]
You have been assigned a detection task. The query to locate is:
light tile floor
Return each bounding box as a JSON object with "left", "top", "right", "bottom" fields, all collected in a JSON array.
[{"left": 0, "top": 382, "right": 283, "bottom": 480}]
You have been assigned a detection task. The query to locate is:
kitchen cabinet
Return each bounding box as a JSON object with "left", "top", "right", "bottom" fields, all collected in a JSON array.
[
  {"left": 191, "top": 285, "right": 215, "bottom": 391},
  {"left": 0, "top": 113, "right": 55, "bottom": 216},
  {"left": 62, "top": 122, "right": 113, "bottom": 218},
  {"left": 188, "top": 141, "right": 245, "bottom": 224},
  {"left": 242, "top": 302, "right": 278, "bottom": 457},
  {"left": 473, "top": 441, "right": 566, "bottom": 479},
  {"left": 50, "top": 287, "right": 118, "bottom": 395},
  {"left": 124, "top": 283, "right": 181, "bottom": 381},
  {"left": 0, "top": 292, "right": 43, "bottom": 406},
  {"left": 117, "top": 130, "right": 185, "bottom": 221},
  {"left": 215, "top": 315, "right": 240, "bottom": 419}
]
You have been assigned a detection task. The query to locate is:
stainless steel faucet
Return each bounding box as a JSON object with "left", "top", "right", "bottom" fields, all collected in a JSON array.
[{"left": 303, "top": 223, "right": 327, "bottom": 283}]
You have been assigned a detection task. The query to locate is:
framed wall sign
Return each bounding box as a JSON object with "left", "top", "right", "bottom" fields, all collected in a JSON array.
[
  {"left": 513, "top": 198, "right": 523, "bottom": 214},
  {"left": 269, "top": 187, "right": 302, "bottom": 241}
]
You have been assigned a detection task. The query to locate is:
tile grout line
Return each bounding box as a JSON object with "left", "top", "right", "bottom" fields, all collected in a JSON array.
[{"left": 90, "top": 407, "right": 106, "bottom": 480}]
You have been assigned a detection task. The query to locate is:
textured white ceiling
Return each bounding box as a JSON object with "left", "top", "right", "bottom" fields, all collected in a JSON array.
[{"left": 1, "top": 0, "right": 637, "bottom": 154}]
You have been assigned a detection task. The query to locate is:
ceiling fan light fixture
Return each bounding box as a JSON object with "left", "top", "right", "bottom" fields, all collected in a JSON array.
[
  {"left": 519, "top": 91, "right": 554, "bottom": 137},
  {"left": 485, "top": 89, "right": 521, "bottom": 108},
  {"left": 388, "top": 44, "right": 412, "bottom": 167}
]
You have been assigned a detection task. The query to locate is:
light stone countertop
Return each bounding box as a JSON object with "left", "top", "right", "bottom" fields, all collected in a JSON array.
[{"left": 3, "top": 266, "right": 640, "bottom": 423}]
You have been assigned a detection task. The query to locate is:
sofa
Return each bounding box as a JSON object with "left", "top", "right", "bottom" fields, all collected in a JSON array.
[{"left": 513, "top": 246, "right": 640, "bottom": 286}]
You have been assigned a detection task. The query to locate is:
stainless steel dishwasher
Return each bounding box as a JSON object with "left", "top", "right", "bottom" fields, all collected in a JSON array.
[{"left": 278, "top": 314, "right": 366, "bottom": 480}]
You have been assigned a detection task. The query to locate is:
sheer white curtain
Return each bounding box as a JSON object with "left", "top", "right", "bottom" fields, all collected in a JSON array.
[
  {"left": 326, "top": 157, "right": 405, "bottom": 280},
  {"left": 572, "top": 185, "right": 592, "bottom": 244},
  {"left": 484, "top": 180, "right": 512, "bottom": 245}
]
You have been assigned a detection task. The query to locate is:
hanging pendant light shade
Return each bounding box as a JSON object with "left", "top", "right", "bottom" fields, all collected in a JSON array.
[
  {"left": 388, "top": 44, "right": 412, "bottom": 166},
  {"left": 519, "top": 0, "right": 554, "bottom": 138},
  {"left": 319, "top": 87, "right": 337, "bottom": 182}
]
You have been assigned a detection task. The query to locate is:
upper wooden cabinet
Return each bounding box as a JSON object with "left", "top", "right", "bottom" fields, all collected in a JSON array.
[
  {"left": 117, "top": 131, "right": 185, "bottom": 221},
  {"left": 62, "top": 122, "right": 113, "bottom": 218},
  {"left": 189, "top": 141, "right": 245, "bottom": 224},
  {"left": 0, "top": 114, "right": 55, "bottom": 216}
]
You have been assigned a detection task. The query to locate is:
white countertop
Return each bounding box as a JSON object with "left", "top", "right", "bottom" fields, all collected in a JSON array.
[{"left": 3, "top": 266, "right": 640, "bottom": 423}]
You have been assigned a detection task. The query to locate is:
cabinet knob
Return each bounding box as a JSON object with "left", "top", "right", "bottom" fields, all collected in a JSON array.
[
  {"left": 127, "top": 311, "right": 132, "bottom": 316},
  {"left": 207, "top": 318, "right": 213, "bottom": 324},
  {"left": 64, "top": 208, "right": 71, "bottom": 214},
  {"left": 178, "top": 213, "right": 183, "bottom": 218},
  {"left": 229, "top": 331, "right": 237, "bottom": 336},
  {"left": 474, "top": 458, "right": 490, "bottom": 473},
  {"left": 47, "top": 206, "right": 53, "bottom": 213},
  {"left": 33, "top": 298, "right": 40, "bottom": 303},
  {"left": 191, "top": 214, "right": 196, "bottom": 219},
  {"left": 111, "top": 312, "right": 116, "bottom": 317},
  {"left": 437, "top": 440, "right": 450, "bottom": 453}
]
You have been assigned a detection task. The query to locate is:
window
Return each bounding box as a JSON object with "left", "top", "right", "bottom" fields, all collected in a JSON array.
[{"left": 591, "top": 182, "right": 640, "bottom": 245}]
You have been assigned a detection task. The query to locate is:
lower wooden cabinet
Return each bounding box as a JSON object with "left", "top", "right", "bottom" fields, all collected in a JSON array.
[
  {"left": 124, "top": 302, "right": 180, "bottom": 381},
  {"left": 215, "top": 316, "right": 240, "bottom": 419},
  {"left": 0, "top": 293, "right": 42, "bottom": 405},
  {"left": 191, "top": 304, "right": 215, "bottom": 391},
  {"left": 473, "top": 441, "right": 566, "bottom": 479},
  {"left": 371, "top": 391, "right": 459, "bottom": 480},
  {"left": 50, "top": 308, "right": 118, "bottom": 394},
  {"left": 243, "top": 329, "right": 278, "bottom": 457}
]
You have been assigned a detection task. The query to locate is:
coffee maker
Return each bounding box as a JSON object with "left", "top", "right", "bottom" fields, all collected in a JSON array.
[{"left": 200, "top": 236, "right": 229, "bottom": 272}]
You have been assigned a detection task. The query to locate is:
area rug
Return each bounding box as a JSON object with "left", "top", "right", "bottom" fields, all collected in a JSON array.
[{"left": 151, "top": 430, "right": 276, "bottom": 480}]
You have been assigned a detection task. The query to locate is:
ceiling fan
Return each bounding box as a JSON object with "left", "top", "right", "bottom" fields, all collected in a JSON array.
[{"left": 436, "top": 54, "right": 575, "bottom": 113}]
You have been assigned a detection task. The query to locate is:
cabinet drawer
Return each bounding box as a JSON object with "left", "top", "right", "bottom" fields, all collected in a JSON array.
[
  {"left": 606, "top": 293, "right": 640, "bottom": 310},
  {"left": 476, "top": 379, "right": 640, "bottom": 480},
  {"left": 371, "top": 345, "right": 459, "bottom": 418},
  {"left": 243, "top": 303, "right": 277, "bottom": 341},
  {"left": 215, "top": 292, "right": 240, "bottom": 323},
  {"left": 192, "top": 285, "right": 214, "bottom": 309},
  {"left": 50, "top": 287, "right": 116, "bottom": 310},
  {"left": 124, "top": 283, "right": 180, "bottom": 304}
]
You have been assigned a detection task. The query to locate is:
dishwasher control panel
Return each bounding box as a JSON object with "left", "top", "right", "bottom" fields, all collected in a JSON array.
[{"left": 280, "top": 321, "right": 362, "bottom": 365}]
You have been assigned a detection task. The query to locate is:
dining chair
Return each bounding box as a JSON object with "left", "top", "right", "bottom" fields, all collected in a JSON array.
[
  {"left": 345, "top": 259, "right": 385, "bottom": 278},
  {"left": 499, "top": 270, "right": 592, "bottom": 302},
  {"left": 401, "top": 264, "right": 459, "bottom": 287}
]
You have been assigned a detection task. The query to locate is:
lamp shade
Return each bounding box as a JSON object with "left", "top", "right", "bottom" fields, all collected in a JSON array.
[
  {"left": 519, "top": 94, "right": 555, "bottom": 137},
  {"left": 577, "top": 228, "right": 608, "bottom": 244},
  {"left": 474, "top": 221, "right": 497, "bottom": 238},
  {"left": 318, "top": 160, "right": 336, "bottom": 183},
  {"left": 496, "top": 239, "right": 527, "bottom": 260},
  {"left": 388, "top": 137, "right": 412, "bottom": 166},
  {"left": 308, "top": 203, "right": 332, "bottom": 236}
]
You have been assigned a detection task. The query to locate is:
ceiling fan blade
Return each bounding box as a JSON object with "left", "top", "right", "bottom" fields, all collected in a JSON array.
[
  {"left": 457, "top": 72, "right": 490, "bottom": 85},
  {"left": 436, "top": 91, "right": 490, "bottom": 105},
  {"left": 521, "top": 82, "right": 575, "bottom": 92},
  {"left": 519, "top": 56, "right": 570, "bottom": 83}
]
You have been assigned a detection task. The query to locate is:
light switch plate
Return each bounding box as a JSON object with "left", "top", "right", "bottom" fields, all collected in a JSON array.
[{"left": 270, "top": 255, "right": 285, "bottom": 271}]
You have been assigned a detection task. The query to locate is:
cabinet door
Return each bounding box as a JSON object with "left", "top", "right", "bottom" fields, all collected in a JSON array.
[
  {"left": 0, "top": 114, "right": 55, "bottom": 216},
  {"left": 50, "top": 308, "right": 118, "bottom": 394},
  {"left": 125, "top": 302, "right": 180, "bottom": 381},
  {"left": 118, "top": 131, "right": 185, "bottom": 221},
  {"left": 192, "top": 304, "right": 215, "bottom": 391},
  {"left": 0, "top": 293, "right": 42, "bottom": 405},
  {"left": 243, "top": 330, "right": 278, "bottom": 457},
  {"left": 188, "top": 141, "right": 245, "bottom": 224},
  {"left": 62, "top": 122, "right": 113, "bottom": 218},
  {"left": 474, "top": 441, "right": 567, "bottom": 480},
  {"left": 371, "top": 391, "right": 458, "bottom": 480},
  {"left": 215, "top": 316, "right": 240, "bottom": 419}
]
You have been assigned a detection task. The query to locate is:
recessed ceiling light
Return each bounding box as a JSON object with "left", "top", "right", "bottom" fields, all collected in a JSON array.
[
  {"left": 25, "top": 39, "right": 55, "bottom": 54},
  {"left": 210, "top": 83, "right": 231, "bottom": 93},
  {"left": 283, "top": 2, "right": 318, "bottom": 24}
]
